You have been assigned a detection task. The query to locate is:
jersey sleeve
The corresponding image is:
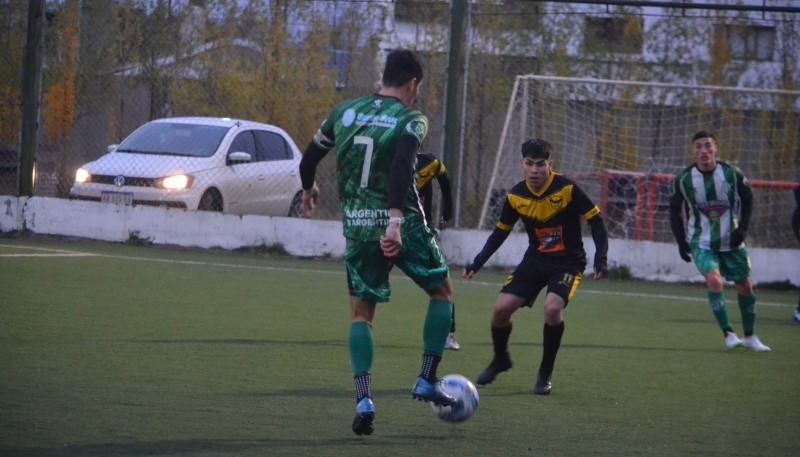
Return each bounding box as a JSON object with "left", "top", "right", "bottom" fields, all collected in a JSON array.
[
  {"left": 733, "top": 166, "right": 754, "bottom": 200},
  {"left": 495, "top": 194, "right": 520, "bottom": 231},
  {"left": 570, "top": 183, "right": 601, "bottom": 220},
  {"left": 312, "top": 110, "right": 337, "bottom": 151},
  {"left": 669, "top": 174, "right": 685, "bottom": 208},
  {"left": 401, "top": 112, "right": 428, "bottom": 145},
  {"left": 435, "top": 160, "right": 446, "bottom": 177}
]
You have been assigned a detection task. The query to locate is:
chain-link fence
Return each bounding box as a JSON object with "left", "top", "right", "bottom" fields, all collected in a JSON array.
[{"left": 2, "top": 1, "right": 799, "bottom": 247}]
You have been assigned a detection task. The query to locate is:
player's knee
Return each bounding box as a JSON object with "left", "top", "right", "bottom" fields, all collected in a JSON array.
[
  {"left": 705, "top": 273, "right": 724, "bottom": 291},
  {"left": 543, "top": 307, "right": 562, "bottom": 324}
]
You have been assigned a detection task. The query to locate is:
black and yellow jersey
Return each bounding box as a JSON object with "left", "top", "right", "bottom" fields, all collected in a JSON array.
[
  {"left": 497, "top": 172, "right": 601, "bottom": 267},
  {"left": 414, "top": 153, "right": 453, "bottom": 226},
  {"left": 416, "top": 153, "right": 445, "bottom": 191}
]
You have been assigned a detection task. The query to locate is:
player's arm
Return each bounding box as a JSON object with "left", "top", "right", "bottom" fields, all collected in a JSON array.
[
  {"left": 463, "top": 226, "right": 511, "bottom": 280},
  {"left": 572, "top": 184, "right": 608, "bottom": 279},
  {"left": 587, "top": 214, "right": 608, "bottom": 279},
  {"left": 463, "top": 196, "right": 516, "bottom": 279},
  {"left": 730, "top": 169, "right": 753, "bottom": 247},
  {"left": 381, "top": 134, "right": 420, "bottom": 258},
  {"left": 299, "top": 123, "right": 334, "bottom": 217},
  {"left": 669, "top": 177, "right": 692, "bottom": 262},
  {"left": 436, "top": 170, "right": 454, "bottom": 223}
]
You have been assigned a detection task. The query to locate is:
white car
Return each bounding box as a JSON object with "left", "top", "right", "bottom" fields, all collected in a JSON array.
[{"left": 70, "top": 117, "right": 308, "bottom": 217}]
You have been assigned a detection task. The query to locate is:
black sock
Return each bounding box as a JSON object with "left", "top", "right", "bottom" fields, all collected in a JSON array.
[
  {"left": 539, "top": 321, "right": 565, "bottom": 376},
  {"left": 419, "top": 351, "right": 441, "bottom": 382},
  {"left": 354, "top": 372, "right": 371, "bottom": 401},
  {"left": 491, "top": 324, "right": 512, "bottom": 358},
  {"left": 450, "top": 303, "right": 456, "bottom": 333}
]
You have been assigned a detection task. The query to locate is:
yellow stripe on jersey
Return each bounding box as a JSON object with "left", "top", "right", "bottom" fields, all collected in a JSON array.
[
  {"left": 583, "top": 206, "right": 601, "bottom": 220},
  {"left": 507, "top": 185, "right": 575, "bottom": 222},
  {"left": 497, "top": 221, "right": 514, "bottom": 231}
]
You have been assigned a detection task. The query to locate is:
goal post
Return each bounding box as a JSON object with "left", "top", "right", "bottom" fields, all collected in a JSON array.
[{"left": 479, "top": 75, "right": 800, "bottom": 249}]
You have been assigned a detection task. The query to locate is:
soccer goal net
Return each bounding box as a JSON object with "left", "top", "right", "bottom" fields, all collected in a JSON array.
[{"left": 479, "top": 75, "right": 800, "bottom": 249}]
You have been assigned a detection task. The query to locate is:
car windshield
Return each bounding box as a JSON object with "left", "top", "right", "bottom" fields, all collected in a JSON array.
[{"left": 115, "top": 122, "right": 230, "bottom": 157}]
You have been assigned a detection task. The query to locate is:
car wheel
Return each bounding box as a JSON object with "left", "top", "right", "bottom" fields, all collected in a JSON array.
[
  {"left": 287, "top": 191, "right": 303, "bottom": 217},
  {"left": 198, "top": 189, "right": 223, "bottom": 212}
]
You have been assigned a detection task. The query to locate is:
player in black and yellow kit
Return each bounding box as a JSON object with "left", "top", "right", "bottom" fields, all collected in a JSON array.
[
  {"left": 415, "top": 153, "right": 453, "bottom": 230},
  {"left": 415, "top": 153, "right": 459, "bottom": 349},
  {"left": 463, "top": 139, "right": 608, "bottom": 395}
]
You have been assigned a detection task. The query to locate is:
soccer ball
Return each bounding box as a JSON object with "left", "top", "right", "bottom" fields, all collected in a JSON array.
[{"left": 430, "top": 374, "right": 479, "bottom": 423}]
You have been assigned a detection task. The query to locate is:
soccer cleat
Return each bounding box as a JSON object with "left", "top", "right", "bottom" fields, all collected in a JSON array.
[
  {"left": 742, "top": 335, "right": 771, "bottom": 352},
  {"left": 411, "top": 377, "right": 456, "bottom": 406},
  {"left": 534, "top": 371, "right": 552, "bottom": 395},
  {"left": 475, "top": 353, "right": 512, "bottom": 386},
  {"left": 445, "top": 333, "right": 461, "bottom": 351},
  {"left": 793, "top": 309, "right": 800, "bottom": 324},
  {"left": 724, "top": 331, "right": 743, "bottom": 349},
  {"left": 352, "top": 397, "right": 375, "bottom": 436}
]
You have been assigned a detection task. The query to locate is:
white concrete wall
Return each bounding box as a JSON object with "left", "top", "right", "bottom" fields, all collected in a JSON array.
[{"left": 2, "top": 196, "right": 798, "bottom": 286}]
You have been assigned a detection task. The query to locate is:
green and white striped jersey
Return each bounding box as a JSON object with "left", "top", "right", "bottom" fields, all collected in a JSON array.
[
  {"left": 670, "top": 161, "right": 753, "bottom": 252},
  {"left": 313, "top": 94, "right": 428, "bottom": 241}
]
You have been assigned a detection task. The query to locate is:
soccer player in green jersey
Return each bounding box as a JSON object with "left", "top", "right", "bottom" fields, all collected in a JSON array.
[
  {"left": 298, "top": 49, "right": 456, "bottom": 436},
  {"left": 463, "top": 139, "right": 609, "bottom": 395},
  {"left": 669, "top": 130, "right": 770, "bottom": 351},
  {"left": 415, "top": 152, "right": 459, "bottom": 350}
]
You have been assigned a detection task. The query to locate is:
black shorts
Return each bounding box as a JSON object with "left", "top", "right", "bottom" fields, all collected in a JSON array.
[{"left": 500, "top": 258, "right": 584, "bottom": 308}]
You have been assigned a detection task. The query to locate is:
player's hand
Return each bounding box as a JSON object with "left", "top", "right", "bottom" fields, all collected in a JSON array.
[
  {"left": 301, "top": 188, "right": 318, "bottom": 218},
  {"left": 462, "top": 265, "right": 476, "bottom": 281},
  {"left": 730, "top": 228, "right": 747, "bottom": 247},
  {"left": 593, "top": 259, "right": 608, "bottom": 280},
  {"left": 678, "top": 242, "right": 692, "bottom": 263},
  {"left": 380, "top": 223, "right": 402, "bottom": 258}
]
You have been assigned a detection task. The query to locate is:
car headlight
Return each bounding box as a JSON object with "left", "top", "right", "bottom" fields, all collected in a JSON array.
[
  {"left": 155, "top": 174, "right": 193, "bottom": 190},
  {"left": 75, "top": 168, "right": 91, "bottom": 183}
]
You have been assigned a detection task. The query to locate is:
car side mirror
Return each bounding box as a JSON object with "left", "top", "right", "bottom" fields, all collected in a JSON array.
[
  {"left": 228, "top": 151, "right": 252, "bottom": 164},
  {"left": 107, "top": 144, "right": 119, "bottom": 152}
]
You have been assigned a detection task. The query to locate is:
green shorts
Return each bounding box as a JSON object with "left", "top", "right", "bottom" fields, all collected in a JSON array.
[
  {"left": 344, "top": 227, "right": 449, "bottom": 303},
  {"left": 691, "top": 247, "right": 751, "bottom": 283}
]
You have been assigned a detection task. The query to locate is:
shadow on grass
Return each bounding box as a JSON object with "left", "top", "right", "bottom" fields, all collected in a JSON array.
[
  {"left": 0, "top": 435, "right": 443, "bottom": 457},
  {"left": 137, "top": 337, "right": 742, "bottom": 355}
]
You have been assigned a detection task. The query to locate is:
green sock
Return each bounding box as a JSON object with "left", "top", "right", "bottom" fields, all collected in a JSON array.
[
  {"left": 349, "top": 321, "right": 374, "bottom": 376},
  {"left": 708, "top": 291, "right": 731, "bottom": 333},
  {"left": 738, "top": 294, "right": 757, "bottom": 336},
  {"left": 423, "top": 299, "right": 453, "bottom": 355}
]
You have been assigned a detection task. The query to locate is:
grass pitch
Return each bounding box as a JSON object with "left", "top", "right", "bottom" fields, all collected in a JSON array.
[{"left": 1, "top": 235, "right": 798, "bottom": 457}]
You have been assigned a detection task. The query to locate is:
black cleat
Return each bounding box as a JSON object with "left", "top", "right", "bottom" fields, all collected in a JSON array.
[
  {"left": 534, "top": 371, "right": 552, "bottom": 395},
  {"left": 475, "top": 353, "right": 512, "bottom": 386}
]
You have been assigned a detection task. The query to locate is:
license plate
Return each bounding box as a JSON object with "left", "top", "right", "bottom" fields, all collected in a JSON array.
[{"left": 101, "top": 191, "right": 133, "bottom": 205}]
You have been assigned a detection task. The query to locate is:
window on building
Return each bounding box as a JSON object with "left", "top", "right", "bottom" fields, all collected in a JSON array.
[
  {"left": 584, "top": 17, "right": 643, "bottom": 54},
  {"left": 394, "top": 0, "right": 448, "bottom": 25},
  {"left": 718, "top": 25, "right": 775, "bottom": 61}
]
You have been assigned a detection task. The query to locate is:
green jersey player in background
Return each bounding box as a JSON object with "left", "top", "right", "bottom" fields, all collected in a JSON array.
[
  {"left": 669, "top": 130, "right": 770, "bottom": 352},
  {"left": 299, "top": 49, "right": 456, "bottom": 436}
]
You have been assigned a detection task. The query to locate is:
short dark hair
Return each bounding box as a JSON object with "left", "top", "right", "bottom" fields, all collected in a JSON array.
[
  {"left": 692, "top": 130, "right": 716, "bottom": 142},
  {"left": 382, "top": 49, "right": 424, "bottom": 88},
  {"left": 521, "top": 139, "right": 552, "bottom": 159}
]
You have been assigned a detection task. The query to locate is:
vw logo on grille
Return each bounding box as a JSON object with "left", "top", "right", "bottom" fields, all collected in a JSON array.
[{"left": 113, "top": 175, "right": 125, "bottom": 187}]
